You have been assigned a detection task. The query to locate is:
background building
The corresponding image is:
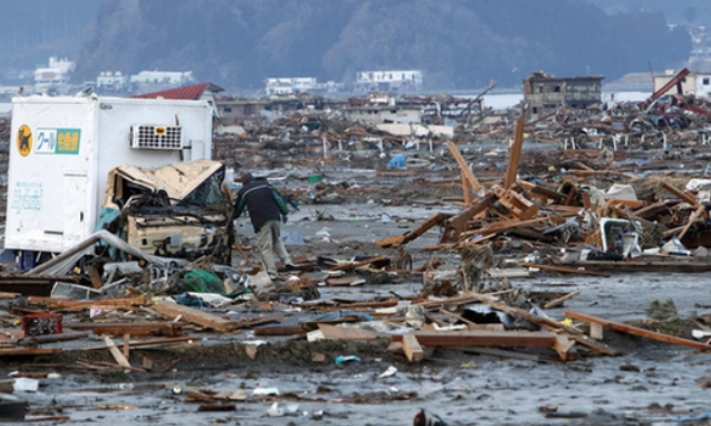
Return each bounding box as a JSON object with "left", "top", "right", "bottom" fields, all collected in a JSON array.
[
  {"left": 34, "top": 57, "right": 75, "bottom": 95},
  {"left": 653, "top": 70, "right": 711, "bottom": 99},
  {"left": 265, "top": 77, "right": 317, "bottom": 95},
  {"left": 523, "top": 72, "right": 604, "bottom": 120},
  {"left": 355, "top": 70, "right": 423, "bottom": 93}
]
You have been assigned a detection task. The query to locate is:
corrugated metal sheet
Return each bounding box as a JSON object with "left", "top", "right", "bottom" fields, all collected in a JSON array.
[{"left": 132, "top": 82, "right": 223, "bottom": 100}]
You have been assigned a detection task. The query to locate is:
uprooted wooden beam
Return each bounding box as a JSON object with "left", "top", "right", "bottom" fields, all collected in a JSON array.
[
  {"left": 375, "top": 212, "right": 449, "bottom": 248},
  {"left": 152, "top": 301, "right": 235, "bottom": 332},
  {"left": 565, "top": 310, "right": 711, "bottom": 351}
]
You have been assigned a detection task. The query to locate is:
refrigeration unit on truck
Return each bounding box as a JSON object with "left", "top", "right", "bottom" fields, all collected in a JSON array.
[{"left": 5, "top": 94, "right": 214, "bottom": 267}]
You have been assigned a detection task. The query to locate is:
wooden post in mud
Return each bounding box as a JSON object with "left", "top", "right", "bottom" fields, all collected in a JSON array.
[{"left": 504, "top": 103, "right": 527, "bottom": 190}]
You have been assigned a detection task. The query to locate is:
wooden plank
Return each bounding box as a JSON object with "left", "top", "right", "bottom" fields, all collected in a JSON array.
[
  {"left": 462, "top": 171, "right": 473, "bottom": 205},
  {"left": 460, "top": 217, "right": 549, "bottom": 239},
  {"left": 447, "top": 142, "right": 482, "bottom": 192},
  {"left": 65, "top": 321, "right": 185, "bottom": 337},
  {"left": 87, "top": 265, "right": 104, "bottom": 289},
  {"left": 374, "top": 213, "right": 446, "bottom": 248},
  {"left": 409, "top": 330, "right": 558, "bottom": 347},
  {"left": 522, "top": 263, "right": 610, "bottom": 278},
  {"left": 565, "top": 310, "right": 711, "bottom": 351},
  {"left": 324, "top": 276, "right": 363, "bottom": 287},
  {"left": 28, "top": 296, "right": 147, "bottom": 310},
  {"left": 554, "top": 334, "right": 575, "bottom": 362},
  {"left": 462, "top": 291, "right": 619, "bottom": 356},
  {"left": 402, "top": 333, "right": 424, "bottom": 362},
  {"left": 543, "top": 290, "right": 581, "bottom": 309},
  {"left": 590, "top": 323, "right": 604, "bottom": 340},
  {"left": 0, "top": 348, "right": 61, "bottom": 356},
  {"left": 678, "top": 205, "right": 705, "bottom": 240},
  {"left": 252, "top": 326, "right": 305, "bottom": 336},
  {"left": 504, "top": 112, "right": 525, "bottom": 190},
  {"left": 80, "top": 336, "right": 198, "bottom": 351},
  {"left": 123, "top": 334, "right": 130, "bottom": 359},
  {"left": 660, "top": 181, "right": 699, "bottom": 206},
  {"left": 18, "top": 332, "right": 88, "bottom": 346},
  {"left": 102, "top": 335, "right": 131, "bottom": 368},
  {"left": 152, "top": 301, "right": 234, "bottom": 332},
  {"left": 318, "top": 324, "right": 378, "bottom": 340},
  {"left": 633, "top": 200, "right": 671, "bottom": 218},
  {"left": 447, "top": 193, "right": 497, "bottom": 233}
]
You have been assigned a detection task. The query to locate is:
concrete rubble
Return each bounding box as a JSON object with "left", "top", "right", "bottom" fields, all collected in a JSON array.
[{"left": 3, "top": 79, "right": 711, "bottom": 424}]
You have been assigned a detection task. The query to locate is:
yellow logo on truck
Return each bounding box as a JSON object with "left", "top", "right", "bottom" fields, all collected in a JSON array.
[{"left": 17, "top": 125, "right": 32, "bottom": 157}]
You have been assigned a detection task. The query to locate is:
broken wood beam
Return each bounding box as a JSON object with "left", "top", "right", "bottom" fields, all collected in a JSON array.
[
  {"left": 252, "top": 326, "right": 306, "bottom": 336},
  {"left": 447, "top": 193, "right": 497, "bottom": 234},
  {"left": 565, "top": 310, "right": 711, "bottom": 351},
  {"left": 375, "top": 213, "right": 448, "bottom": 248},
  {"left": 504, "top": 109, "right": 525, "bottom": 190},
  {"left": 460, "top": 217, "right": 549, "bottom": 239},
  {"left": 65, "top": 322, "right": 185, "bottom": 337},
  {"left": 102, "top": 335, "right": 131, "bottom": 368},
  {"left": 447, "top": 141, "right": 482, "bottom": 194},
  {"left": 521, "top": 263, "right": 610, "bottom": 278},
  {"left": 402, "top": 333, "right": 425, "bottom": 362},
  {"left": 678, "top": 204, "right": 705, "bottom": 240},
  {"left": 542, "top": 290, "right": 581, "bottom": 310},
  {"left": 80, "top": 336, "right": 198, "bottom": 351},
  {"left": 659, "top": 181, "right": 699, "bottom": 207},
  {"left": 27, "top": 296, "right": 147, "bottom": 310},
  {"left": 152, "top": 302, "right": 235, "bottom": 332}
]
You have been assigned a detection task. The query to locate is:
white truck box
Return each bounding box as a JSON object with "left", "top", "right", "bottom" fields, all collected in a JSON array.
[{"left": 6, "top": 95, "right": 213, "bottom": 253}]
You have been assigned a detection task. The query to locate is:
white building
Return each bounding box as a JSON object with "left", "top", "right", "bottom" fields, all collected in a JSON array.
[
  {"left": 653, "top": 70, "right": 711, "bottom": 99},
  {"left": 96, "top": 71, "right": 130, "bottom": 93},
  {"left": 355, "top": 70, "right": 423, "bottom": 93},
  {"left": 346, "top": 105, "right": 422, "bottom": 124},
  {"left": 265, "top": 77, "right": 317, "bottom": 95},
  {"left": 34, "top": 57, "right": 76, "bottom": 94},
  {"left": 130, "top": 70, "right": 195, "bottom": 86}
]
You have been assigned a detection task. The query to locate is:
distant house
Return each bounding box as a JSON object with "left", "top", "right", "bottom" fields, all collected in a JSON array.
[
  {"left": 355, "top": 70, "right": 423, "bottom": 93},
  {"left": 523, "top": 72, "right": 604, "bottom": 120},
  {"left": 653, "top": 70, "right": 711, "bottom": 99}
]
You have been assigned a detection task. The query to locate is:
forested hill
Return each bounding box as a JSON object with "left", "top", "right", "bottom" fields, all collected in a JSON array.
[{"left": 73, "top": 0, "right": 691, "bottom": 90}]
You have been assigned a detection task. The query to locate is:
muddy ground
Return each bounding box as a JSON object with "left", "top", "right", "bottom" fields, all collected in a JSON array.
[{"left": 3, "top": 169, "right": 711, "bottom": 426}]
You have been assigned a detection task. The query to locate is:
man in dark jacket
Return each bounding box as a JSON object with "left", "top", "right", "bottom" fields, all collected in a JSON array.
[{"left": 233, "top": 173, "right": 293, "bottom": 278}]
